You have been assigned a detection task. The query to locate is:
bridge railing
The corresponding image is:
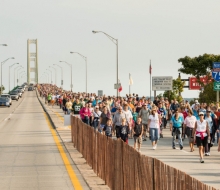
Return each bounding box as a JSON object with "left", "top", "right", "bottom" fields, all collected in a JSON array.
[{"left": 71, "top": 116, "right": 217, "bottom": 190}]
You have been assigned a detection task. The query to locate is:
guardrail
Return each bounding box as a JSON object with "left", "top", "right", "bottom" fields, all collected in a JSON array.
[{"left": 71, "top": 116, "right": 217, "bottom": 190}]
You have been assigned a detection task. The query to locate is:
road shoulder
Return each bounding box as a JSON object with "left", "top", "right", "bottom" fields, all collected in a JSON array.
[{"left": 37, "top": 94, "right": 110, "bottom": 190}]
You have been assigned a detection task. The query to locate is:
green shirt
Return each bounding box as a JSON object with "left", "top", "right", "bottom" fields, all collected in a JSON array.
[
  {"left": 132, "top": 112, "right": 138, "bottom": 122},
  {"left": 47, "top": 94, "right": 52, "bottom": 100},
  {"left": 72, "top": 103, "right": 83, "bottom": 114}
]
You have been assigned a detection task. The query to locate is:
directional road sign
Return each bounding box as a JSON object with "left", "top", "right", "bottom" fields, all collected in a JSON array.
[
  {"left": 212, "top": 62, "right": 220, "bottom": 82},
  {"left": 213, "top": 62, "right": 220, "bottom": 69},
  {"left": 212, "top": 68, "right": 220, "bottom": 81},
  {"left": 213, "top": 81, "right": 220, "bottom": 91}
]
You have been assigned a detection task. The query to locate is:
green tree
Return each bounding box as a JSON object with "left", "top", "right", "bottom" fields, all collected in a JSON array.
[
  {"left": 0, "top": 85, "right": 5, "bottom": 94},
  {"left": 178, "top": 54, "right": 220, "bottom": 79},
  {"left": 178, "top": 53, "right": 220, "bottom": 103},
  {"left": 198, "top": 82, "right": 216, "bottom": 104},
  {"left": 163, "top": 78, "right": 185, "bottom": 102},
  {"left": 156, "top": 93, "right": 163, "bottom": 99}
]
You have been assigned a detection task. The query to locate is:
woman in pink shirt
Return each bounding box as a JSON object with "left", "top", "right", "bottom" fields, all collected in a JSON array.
[
  {"left": 183, "top": 109, "right": 197, "bottom": 152},
  {"left": 79, "top": 103, "right": 92, "bottom": 125}
]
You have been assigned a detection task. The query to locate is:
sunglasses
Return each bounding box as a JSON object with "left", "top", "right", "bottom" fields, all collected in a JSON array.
[
  {"left": 207, "top": 111, "right": 211, "bottom": 113},
  {"left": 199, "top": 114, "right": 204, "bottom": 116}
]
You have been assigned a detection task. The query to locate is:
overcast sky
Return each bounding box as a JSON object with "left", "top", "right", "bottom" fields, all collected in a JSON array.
[{"left": 1, "top": 0, "right": 220, "bottom": 98}]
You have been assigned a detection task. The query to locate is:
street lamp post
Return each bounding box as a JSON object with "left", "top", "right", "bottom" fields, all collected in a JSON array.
[
  {"left": 14, "top": 66, "right": 22, "bottom": 88},
  {"left": 53, "top": 64, "right": 63, "bottom": 88},
  {"left": 92, "top": 30, "right": 119, "bottom": 96},
  {"left": 42, "top": 74, "right": 47, "bottom": 83},
  {"left": 19, "top": 71, "right": 25, "bottom": 85},
  {"left": 70, "top": 52, "right": 87, "bottom": 93},
  {"left": 9, "top": 63, "right": 19, "bottom": 92},
  {"left": 49, "top": 66, "right": 57, "bottom": 85},
  {"left": 20, "top": 73, "right": 25, "bottom": 84},
  {"left": 46, "top": 69, "right": 52, "bottom": 84},
  {"left": 17, "top": 68, "right": 23, "bottom": 86},
  {"left": 44, "top": 72, "right": 49, "bottom": 83},
  {"left": 18, "top": 71, "right": 25, "bottom": 86},
  {"left": 59, "top": 61, "right": 73, "bottom": 91},
  {"left": 1, "top": 57, "right": 15, "bottom": 94}
]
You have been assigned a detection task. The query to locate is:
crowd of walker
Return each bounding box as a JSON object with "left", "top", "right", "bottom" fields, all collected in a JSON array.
[{"left": 38, "top": 84, "right": 220, "bottom": 164}]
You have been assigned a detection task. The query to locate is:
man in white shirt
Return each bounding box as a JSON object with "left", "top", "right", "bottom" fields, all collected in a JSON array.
[{"left": 191, "top": 100, "right": 200, "bottom": 110}]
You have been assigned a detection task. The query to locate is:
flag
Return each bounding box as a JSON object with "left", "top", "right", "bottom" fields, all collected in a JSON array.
[
  {"left": 118, "top": 85, "right": 122, "bottom": 92},
  {"left": 129, "top": 75, "right": 133, "bottom": 85},
  {"left": 149, "top": 63, "right": 152, "bottom": 74}
]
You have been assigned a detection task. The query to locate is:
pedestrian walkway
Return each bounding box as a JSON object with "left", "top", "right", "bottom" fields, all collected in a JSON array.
[{"left": 47, "top": 102, "right": 220, "bottom": 189}]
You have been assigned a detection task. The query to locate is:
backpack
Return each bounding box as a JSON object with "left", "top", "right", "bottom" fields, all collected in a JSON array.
[{"left": 134, "top": 123, "right": 142, "bottom": 136}]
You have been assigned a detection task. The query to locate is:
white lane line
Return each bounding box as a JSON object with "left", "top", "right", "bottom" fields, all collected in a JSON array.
[
  {"left": 181, "top": 150, "right": 190, "bottom": 153},
  {"left": 4, "top": 114, "right": 12, "bottom": 121},
  {"left": 175, "top": 148, "right": 190, "bottom": 153}
]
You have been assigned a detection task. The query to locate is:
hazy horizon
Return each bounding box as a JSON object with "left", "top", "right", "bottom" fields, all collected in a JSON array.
[{"left": 1, "top": 0, "right": 220, "bottom": 98}]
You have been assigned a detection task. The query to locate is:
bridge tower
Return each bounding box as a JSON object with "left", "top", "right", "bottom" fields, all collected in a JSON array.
[{"left": 27, "top": 39, "right": 38, "bottom": 84}]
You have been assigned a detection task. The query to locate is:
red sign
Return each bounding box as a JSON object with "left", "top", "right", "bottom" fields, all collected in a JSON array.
[{"left": 189, "top": 76, "right": 212, "bottom": 90}]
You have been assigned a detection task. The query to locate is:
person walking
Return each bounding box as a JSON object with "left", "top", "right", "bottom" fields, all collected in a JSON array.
[
  {"left": 113, "top": 106, "right": 126, "bottom": 138},
  {"left": 170, "top": 109, "right": 184, "bottom": 150},
  {"left": 183, "top": 109, "right": 197, "bottom": 152},
  {"left": 119, "top": 118, "right": 130, "bottom": 144},
  {"left": 204, "top": 108, "right": 217, "bottom": 156},
  {"left": 79, "top": 103, "right": 91, "bottom": 125},
  {"left": 72, "top": 98, "right": 83, "bottom": 116},
  {"left": 139, "top": 104, "right": 150, "bottom": 141},
  {"left": 62, "top": 94, "right": 68, "bottom": 114},
  {"left": 158, "top": 102, "right": 166, "bottom": 138},
  {"left": 65, "top": 99, "right": 72, "bottom": 115},
  {"left": 92, "top": 106, "right": 101, "bottom": 131},
  {"left": 103, "top": 118, "right": 113, "bottom": 137},
  {"left": 192, "top": 112, "right": 210, "bottom": 163},
  {"left": 123, "top": 104, "right": 133, "bottom": 138},
  {"left": 99, "top": 107, "right": 111, "bottom": 133},
  {"left": 133, "top": 117, "right": 143, "bottom": 152},
  {"left": 47, "top": 93, "right": 52, "bottom": 105},
  {"left": 148, "top": 107, "right": 160, "bottom": 150}
]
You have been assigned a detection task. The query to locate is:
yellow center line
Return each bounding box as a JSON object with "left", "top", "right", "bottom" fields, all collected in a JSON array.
[{"left": 43, "top": 112, "right": 83, "bottom": 190}]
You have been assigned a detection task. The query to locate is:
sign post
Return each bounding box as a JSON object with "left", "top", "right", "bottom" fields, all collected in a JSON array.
[
  {"left": 152, "top": 76, "right": 172, "bottom": 100},
  {"left": 152, "top": 76, "right": 173, "bottom": 91},
  {"left": 212, "top": 62, "right": 220, "bottom": 102},
  {"left": 114, "top": 83, "right": 121, "bottom": 89},
  {"left": 98, "top": 90, "right": 103, "bottom": 96}
]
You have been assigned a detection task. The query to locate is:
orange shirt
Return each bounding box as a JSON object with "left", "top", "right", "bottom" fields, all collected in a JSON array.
[{"left": 128, "top": 103, "right": 135, "bottom": 112}]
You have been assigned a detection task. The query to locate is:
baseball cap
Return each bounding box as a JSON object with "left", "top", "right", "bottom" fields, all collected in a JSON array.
[
  {"left": 195, "top": 100, "right": 198, "bottom": 103},
  {"left": 199, "top": 112, "right": 204, "bottom": 115}
]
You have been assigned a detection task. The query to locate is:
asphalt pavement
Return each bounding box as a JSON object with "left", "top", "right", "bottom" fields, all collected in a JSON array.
[{"left": 0, "top": 90, "right": 89, "bottom": 190}]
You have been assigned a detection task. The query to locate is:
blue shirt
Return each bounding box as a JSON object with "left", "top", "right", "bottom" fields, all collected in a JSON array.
[
  {"left": 92, "top": 99, "right": 101, "bottom": 107},
  {"left": 171, "top": 115, "right": 184, "bottom": 128},
  {"left": 193, "top": 109, "right": 199, "bottom": 120}
]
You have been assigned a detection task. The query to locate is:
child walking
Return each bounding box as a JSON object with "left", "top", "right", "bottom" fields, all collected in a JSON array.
[{"left": 120, "top": 118, "right": 130, "bottom": 144}]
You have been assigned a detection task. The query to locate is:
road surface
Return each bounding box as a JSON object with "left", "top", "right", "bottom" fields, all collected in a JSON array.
[{"left": 0, "top": 90, "right": 89, "bottom": 190}]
